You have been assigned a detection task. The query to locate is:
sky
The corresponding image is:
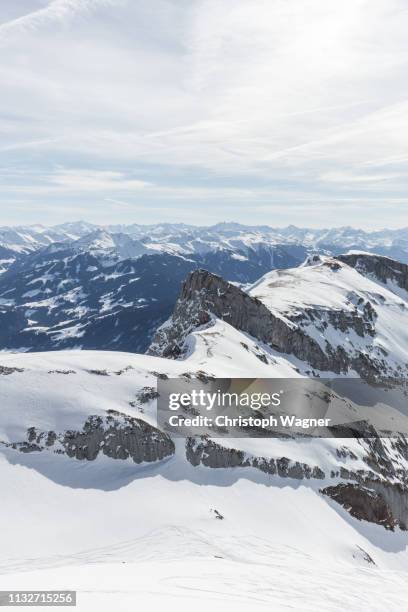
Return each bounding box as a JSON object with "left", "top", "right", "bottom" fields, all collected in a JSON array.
[{"left": 0, "top": 0, "right": 408, "bottom": 229}]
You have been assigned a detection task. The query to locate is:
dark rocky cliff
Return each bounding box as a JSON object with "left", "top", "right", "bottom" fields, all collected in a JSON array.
[
  {"left": 4, "top": 410, "right": 175, "bottom": 464},
  {"left": 148, "top": 269, "right": 341, "bottom": 370},
  {"left": 338, "top": 253, "right": 408, "bottom": 291},
  {"left": 148, "top": 268, "right": 388, "bottom": 378}
]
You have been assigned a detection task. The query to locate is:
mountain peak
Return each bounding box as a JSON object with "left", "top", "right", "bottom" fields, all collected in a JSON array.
[
  {"left": 149, "top": 267, "right": 356, "bottom": 376},
  {"left": 150, "top": 251, "right": 408, "bottom": 379},
  {"left": 338, "top": 252, "right": 408, "bottom": 291}
]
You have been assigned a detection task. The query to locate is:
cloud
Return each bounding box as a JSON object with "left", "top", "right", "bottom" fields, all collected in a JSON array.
[
  {"left": 0, "top": 0, "right": 118, "bottom": 37},
  {"left": 49, "top": 169, "right": 150, "bottom": 192},
  {"left": 0, "top": 0, "right": 407, "bottom": 226}
]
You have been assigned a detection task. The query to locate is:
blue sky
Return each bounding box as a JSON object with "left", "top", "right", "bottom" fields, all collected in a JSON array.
[{"left": 0, "top": 0, "right": 408, "bottom": 228}]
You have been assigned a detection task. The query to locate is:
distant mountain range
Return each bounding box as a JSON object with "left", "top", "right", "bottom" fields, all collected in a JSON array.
[
  {"left": 1, "top": 221, "right": 408, "bottom": 262},
  {"left": 0, "top": 221, "right": 407, "bottom": 353}
]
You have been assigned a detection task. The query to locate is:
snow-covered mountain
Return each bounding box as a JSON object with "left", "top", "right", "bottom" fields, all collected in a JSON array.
[
  {"left": 0, "top": 223, "right": 96, "bottom": 274},
  {"left": 0, "top": 244, "right": 304, "bottom": 353},
  {"left": 1, "top": 219, "right": 408, "bottom": 357},
  {"left": 2, "top": 251, "right": 408, "bottom": 609},
  {"left": 105, "top": 222, "right": 408, "bottom": 262},
  {"left": 62, "top": 229, "right": 157, "bottom": 260},
  {"left": 150, "top": 252, "right": 408, "bottom": 380},
  {"left": 0, "top": 222, "right": 94, "bottom": 255},
  {"left": 1, "top": 222, "right": 408, "bottom": 264},
  {"left": 2, "top": 261, "right": 408, "bottom": 609}
]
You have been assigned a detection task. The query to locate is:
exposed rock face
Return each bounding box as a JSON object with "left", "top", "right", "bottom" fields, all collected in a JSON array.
[
  {"left": 294, "top": 299, "right": 377, "bottom": 340},
  {"left": 184, "top": 431, "right": 408, "bottom": 531},
  {"left": 328, "top": 424, "right": 408, "bottom": 486},
  {"left": 321, "top": 483, "right": 397, "bottom": 531},
  {"left": 0, "top": 365, "right": 24, "bottom": 375},
  {"left": 367, "top": 480, "right": 408, "bottom": 530},
  {"left": 148, "top": 268, "right": 389, "bottom": 379},
  {"left": 323, "top": 432, "right": 408, "bottom": 531},
  {"left": 186, "top": 437, "right": 325, "bottom": 480},
  {"left": 6, "top": 410, "right": 175, "bottom": 464},
  {"left": 149, "top": 269, "right": 343, "bottom": 370},
  {"left": 339, "top": 253, "right": 408, "bottom": 291}
]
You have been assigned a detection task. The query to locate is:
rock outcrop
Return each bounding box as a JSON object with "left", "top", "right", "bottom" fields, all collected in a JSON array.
[
  {"left": 186, "top": 437, "right": 325, "bottom": 479},
  {"left": 338, "top": 253, "right": 408, "bottom": 291},
  {"left": 5, "top": 410, "right": 175, "bottom": 464},
  {"left": 321, "top": 483, "right": 398, "bottom": 531},
  {"left": 184, "top": 430, "right": 408, "bottom": 531},
  {"left": 149, "top": 269, "right": 342, "bottom": 370},
  {"left": 148, "top": 268, "right": 390, "bottom": 379}
]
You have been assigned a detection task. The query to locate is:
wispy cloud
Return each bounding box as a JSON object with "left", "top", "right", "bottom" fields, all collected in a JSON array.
[
  {"left": 0, "top": 0, "right": 118, "bottom": 38},
  {"left": 0, "top": 0, "right": 407, "bottom": 226},
  {"left": 49, "top": 169, "right": 150, "bottom": 192}
]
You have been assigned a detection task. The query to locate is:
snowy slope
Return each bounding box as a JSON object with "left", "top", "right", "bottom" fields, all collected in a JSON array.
[
  {"left": 1, "top": 347, "right": 408, "bottom": 610},
  {"left": 1, "top": 451, "right": 408, "bottom": 612},
  {"left": 0, "top": 342, "right": 294, "bottom": 442},
  {"left": 2, "top": 252, "right": 408, "bottom": 610},
  {"left": 249, "top": 254, "right": 408, "bottom": 378}
]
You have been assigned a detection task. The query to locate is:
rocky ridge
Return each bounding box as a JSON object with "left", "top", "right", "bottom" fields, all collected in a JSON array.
[
  {"left": 148, "top": 257, "right": 407, "bottom": 379},
  {"left": 3, "top": 411, "right": 174, "bottom": 464}
]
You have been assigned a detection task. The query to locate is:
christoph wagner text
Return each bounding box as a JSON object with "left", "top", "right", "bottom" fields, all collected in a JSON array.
[{"left": 168, "top": 415, "right": 331, "bottom": 429}]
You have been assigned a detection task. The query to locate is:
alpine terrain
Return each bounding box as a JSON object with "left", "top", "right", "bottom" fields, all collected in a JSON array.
[
  {"left": 1, "top": 222, "right": 408, "bottom": 355},
  {"left": 1, "top": 251, "right": 408, "bottom": 610}
]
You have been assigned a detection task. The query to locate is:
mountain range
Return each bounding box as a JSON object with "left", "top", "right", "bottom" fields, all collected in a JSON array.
[
  {"left": 1, "top": 221, "right": 408, "bottom": 262},
  {"left": 1, "top": 221, "right": 408, "bottom": 354},
  {"left": 1, "top": 248, "right": 408, "bottom": 609}
]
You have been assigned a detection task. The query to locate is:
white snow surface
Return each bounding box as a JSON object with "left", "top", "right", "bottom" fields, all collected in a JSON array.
[{"left": 1, "top": 342, "right": 408, "bottom": 610}]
